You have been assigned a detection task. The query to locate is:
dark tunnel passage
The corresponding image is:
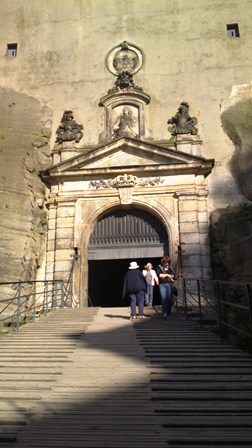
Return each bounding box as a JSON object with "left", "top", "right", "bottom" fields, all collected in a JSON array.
[{"left": 88, "top": 257, "right": 161, "bottom": 307}]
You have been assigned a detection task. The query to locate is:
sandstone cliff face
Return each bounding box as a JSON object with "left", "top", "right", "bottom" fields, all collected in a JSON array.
[
  {"left": 210, "top": 204, "right": 252, "bottom": 283},
  {"left": 221, "top": 98, "right": 252, "bottom": 202},
  {"left": 0, "top": 88, "right": 52, "bottom": 283}
]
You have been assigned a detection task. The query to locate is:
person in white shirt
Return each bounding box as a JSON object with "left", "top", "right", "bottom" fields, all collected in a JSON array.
[{"left": 142, "top": 263, "right": 159, "bottom": 306}]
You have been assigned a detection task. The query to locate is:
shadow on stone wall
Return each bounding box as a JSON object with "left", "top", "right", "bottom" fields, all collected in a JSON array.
[
  {"left": 209, "top": 203, "right": 252, "bottom": 283},
  {"left": 221, "top": 98, "right": 252, "bottom": 202}
]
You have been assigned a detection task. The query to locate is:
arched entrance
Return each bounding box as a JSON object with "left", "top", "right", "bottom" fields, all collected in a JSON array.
[{"left": 88, "top": 208, "right": 169, "bottom": 307}]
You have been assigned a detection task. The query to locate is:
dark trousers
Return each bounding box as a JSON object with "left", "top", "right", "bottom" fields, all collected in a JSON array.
[{"left": 129, "top": 290, "right": 145, "bottom": 316}]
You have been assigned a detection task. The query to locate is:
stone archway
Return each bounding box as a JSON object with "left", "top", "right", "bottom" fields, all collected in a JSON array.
[
  {"left": 87, "top": 207, "right": 169, "bottom": 307},
  {"left": 74, "top": 198, "right": 175, "bottom": 307}
]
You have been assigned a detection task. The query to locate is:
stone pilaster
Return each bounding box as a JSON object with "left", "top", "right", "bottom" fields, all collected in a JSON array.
[
  {"left": 45, "top": 204, "right": 57, "bottom": 281},
  {"left": 176, "top": 188, "right": 211, "bottom": 279}
]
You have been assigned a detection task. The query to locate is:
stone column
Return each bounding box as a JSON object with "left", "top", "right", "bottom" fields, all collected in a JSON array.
[
  {"left": 54, "top": 202, "right": 75, "bottom": 282},
  {"left": 45, "top": 204, "right": 57, "bottom": 281}
]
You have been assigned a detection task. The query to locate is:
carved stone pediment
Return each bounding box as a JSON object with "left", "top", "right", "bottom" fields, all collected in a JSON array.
[{"left": 41, "top": 137, "right": 214, "bottom": 186}]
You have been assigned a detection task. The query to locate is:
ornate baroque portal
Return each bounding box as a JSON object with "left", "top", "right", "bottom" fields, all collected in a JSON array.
[{"left": 41, "top": 42, "right": 215, "bottom": 307}]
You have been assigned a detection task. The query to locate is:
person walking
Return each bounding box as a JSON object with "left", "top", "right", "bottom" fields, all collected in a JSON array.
[
  {"left": 122, "top": 261, "right": 147, "bottom": 319},
  {"left": 142, "top": 262, "right": 159, "bottom": 306},
  {"left": 156, "top": 256, "right": 176, "bottom": 318}
]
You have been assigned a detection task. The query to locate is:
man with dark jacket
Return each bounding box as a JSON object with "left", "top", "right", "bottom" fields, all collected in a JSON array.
[{"left": 122, "top": 261, "right": 147, "bottom": 319}]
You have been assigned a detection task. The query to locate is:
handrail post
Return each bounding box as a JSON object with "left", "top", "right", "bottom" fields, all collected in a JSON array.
[
  {"left": 52, "top": 281, "right": 55, "bottom": 309},
  {"left": 197, "top": 279, "right": 203, "bottom": 327},
  {"left": 60, "top": 280, "right": 64, "bottom": 308},
  {"left": 182, "top": 278, "right": 188, "bottom": 318},
  {"left": 33, "top": 282, "right": 36, "bottom": 323},
  {"left": 45, "top": 281, "right": 49, "bottom": 315},
  {"left": 216, "top": 281, "right": 224, "bottom": 342},
  {"left": 16, "top": 282, "right": 21, "bottom": 332}
]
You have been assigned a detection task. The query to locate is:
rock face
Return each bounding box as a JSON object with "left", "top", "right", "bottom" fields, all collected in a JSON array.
[
  {"left": 0, "top": 88, "right": 52, "bottom": 283},
  {"left": 209, "top": 204, "right": 252, "bottom": 282},
  {"left": 221, "top": 99, "right": 252, "bottom": 202}
]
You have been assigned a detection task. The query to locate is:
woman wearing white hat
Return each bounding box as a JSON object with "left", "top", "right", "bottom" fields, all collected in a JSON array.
[{"left": 122, "top": 261, "right": 147, "bottom": 319}]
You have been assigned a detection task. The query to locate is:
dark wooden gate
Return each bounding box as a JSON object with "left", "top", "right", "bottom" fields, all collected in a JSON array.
[{"left": 88, "top": 208, "right": 168, "bottom": 260}]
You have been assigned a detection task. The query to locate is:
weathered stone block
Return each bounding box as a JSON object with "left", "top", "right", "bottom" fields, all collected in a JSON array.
[
  {"left": 199, "top": 244, "right": 211, "bottom": 256},
  {"left": 57, "top": 217, "right": 75, "bottom": 228},
  {"left": 54, "top": 260, "right": 72, "bottom": 273},
  {"left": 46, "top": 251, "right": 55, "bottom": 262},
  {"left": 55, "top": 249, "right": 73, "bottom": 261},
  {"left": 48, "top": 219, "right": 56, "bottom": 230},
  {"left": 180, "top": 222, "right": 199, "bottom": 233},
  {"left": 183, "top": 267, "right": 202, "bottom": 278},
  {"left": 199, "top": 222, "right": 209, "bottom": 234},
  {"left": 56, "top": 227, "right": 74, "bottom": 239},
  {"left": 181, "top": 244, "right": 201, "bottom": 255},
  {"left": 57, "top": 207, "right": 75, "bottom": 218},
  {"left": 178, "top": 200, "right": 197, "bottom": 212},
  {"left": 47, "top": 229, "right": 56, "bottom": 241},
  {"left": 181, "top": 233, "right": 200, "bottom": 244},
  {"left": 197, "top": 200, "right": 208, "bottom": 212},
  {"left": 200, "top": 234, "right": 210, "bottom": 245},
  {"left": 182, "top": 255, "right": 201, "bottom": 267},
  {"left": 200, "top": 255, "right": 212, "bottom": 267},
  {"left": 179, "top": 211, "right": 198, "bottom": 222},
  {"left": 56, "top": 239, "right": 73, "bottom": 250},
  {"left": 198, "top": 211, "right": 208, "bottom": 222},
  {"left": 202, "top": 267, "right": 212, "bottom": 278},
  {"left": 46, "top": 239, "right": 55, "bottom": 251}
]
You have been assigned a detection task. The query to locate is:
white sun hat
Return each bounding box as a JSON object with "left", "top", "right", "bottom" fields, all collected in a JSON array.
[{"left": 129, "top": 261, "right": 139, "bottom": 269}]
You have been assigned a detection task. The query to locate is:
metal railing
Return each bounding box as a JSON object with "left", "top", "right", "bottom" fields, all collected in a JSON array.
[
  {"left": 174, "top": 278, "right": 252, "bottom": 350},
  {"left": 0, "top": 280, "right": 71, "bottom": 332}
]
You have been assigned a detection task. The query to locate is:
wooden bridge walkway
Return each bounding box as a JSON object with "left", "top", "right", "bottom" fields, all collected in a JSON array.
[{"left": 0, "top": 306, "right": 252, "bottom": 447}]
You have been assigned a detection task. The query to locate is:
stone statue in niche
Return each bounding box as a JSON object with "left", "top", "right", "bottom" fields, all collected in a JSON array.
[
  {"left": 55, "top": 110, "right": 83, "bottom": 144},
  {"left": 113, "top": 106, "right": 138, "bottom": 138},
  {"left": 167, "top": 102, "right": 198, "bottom": 135}
]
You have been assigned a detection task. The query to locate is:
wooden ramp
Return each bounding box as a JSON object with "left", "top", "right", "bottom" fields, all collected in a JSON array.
[{"left": 0, "top": 307, "right": 252, "bottom": 447}]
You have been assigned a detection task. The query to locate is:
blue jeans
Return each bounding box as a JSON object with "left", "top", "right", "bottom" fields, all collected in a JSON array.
[
  {"left": 159, "top": 283, "right": 172, "bottom": 315},
  {"left": 129, "top": 290, "right": 145, "bottom": 317},
  {"left": 145, "top": 285, "right": 154, "bottom": 305}
]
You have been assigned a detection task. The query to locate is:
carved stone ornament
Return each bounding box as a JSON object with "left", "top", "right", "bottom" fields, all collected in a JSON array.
[
  {"left": 89, "top": 175, "right": 163, "bottom": 189},
  {"left": 106, "top": 41, "right": 143, "bottom": 76},
  {"left": 106, "top": 41, "right": 143, "bottom": 93},
  {"left": 167, "top": 102, "right": 198, "bottom": 136},
  {"left": 118, "top": 187, "right": 133, "bottom": 205},
  {"left": 55, "top": 110, "right": 83, "bottom": 144},
  {"left": 111, "top": 174, "right": 138, "bottom": 188}
]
